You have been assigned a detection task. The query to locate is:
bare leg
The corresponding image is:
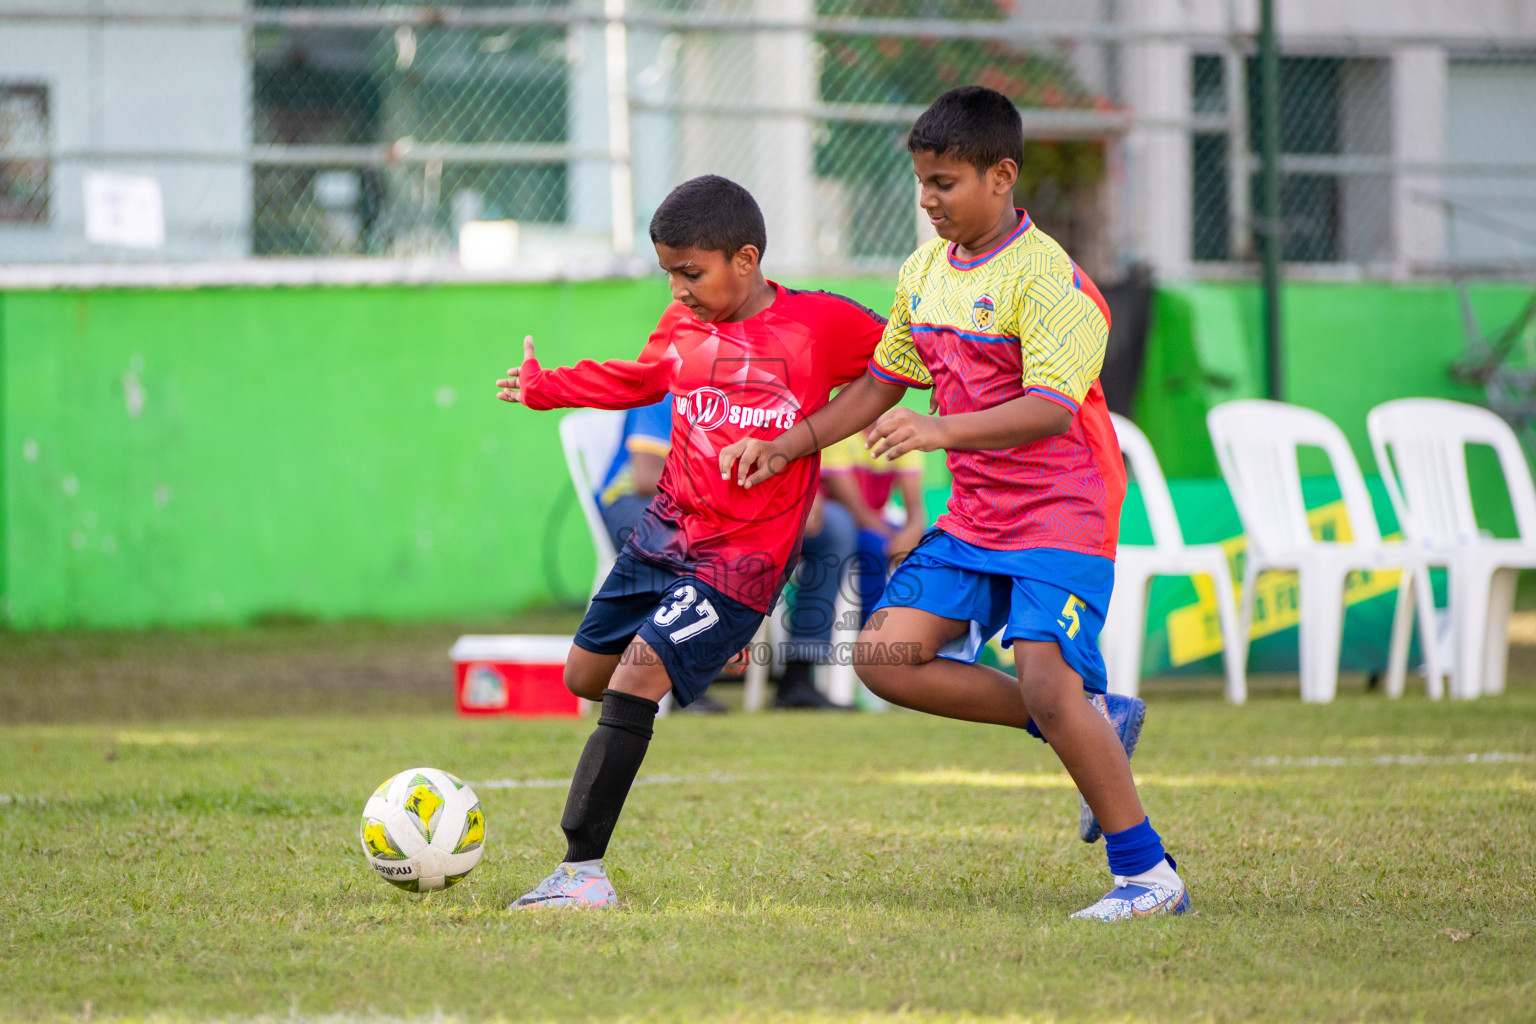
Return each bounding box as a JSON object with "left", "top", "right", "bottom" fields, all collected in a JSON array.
[
  {"left": 565, "top": 646, "right": 622, "bottom": 701},
  {"left": 854, "top": 607, "right": 1035, "bottom": 727},
  {"left": 604, "top": 637, "right": 675, "bottom": 702},
  {"left": 1013, "top": 640, "right": 1145, "bottom": 835},
  {"left": 855, "top": 607, "right": 1145, "bottom": 836}
]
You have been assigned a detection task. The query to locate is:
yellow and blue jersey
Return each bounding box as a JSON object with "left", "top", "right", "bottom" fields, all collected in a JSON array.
[{"left": 869, "top": 211, "right": 1126, "bottom": 558}]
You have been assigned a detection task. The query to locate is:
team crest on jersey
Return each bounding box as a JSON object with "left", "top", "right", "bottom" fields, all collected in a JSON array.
[
  {"left": 973, "top": 294, "right": 995, "bottom": 330},
  {"left": 679, "top": 386, "right": 730, "bottom": 430}
]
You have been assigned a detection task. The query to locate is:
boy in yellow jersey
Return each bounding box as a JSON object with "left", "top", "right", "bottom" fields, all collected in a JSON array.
[{"left": 722, "top": 87, "right": 1187, "bottom": 920}]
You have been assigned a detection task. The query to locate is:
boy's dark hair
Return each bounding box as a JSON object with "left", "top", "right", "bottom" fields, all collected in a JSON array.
[
  {"left": 908, "top": 86, "right": 1024, "bottom": 174},
  {"left": 648, "top": 175, "right": 768, "bottom": 258}
]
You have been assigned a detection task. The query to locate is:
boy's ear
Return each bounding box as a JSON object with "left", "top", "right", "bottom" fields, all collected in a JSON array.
[
  {"left": 732, "top": 244, "right": 761, "bottom": 276},
  {"left": 989, "top": 158, "right": 1020, "bottom": 195}
]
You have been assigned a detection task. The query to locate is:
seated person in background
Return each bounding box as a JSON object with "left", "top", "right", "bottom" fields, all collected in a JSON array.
[
  {"left": 596, "top": 395, "right": 674, "bottom": 550},
  {"left": 819, "top": 431, "right": 928, "bottom": 623}
]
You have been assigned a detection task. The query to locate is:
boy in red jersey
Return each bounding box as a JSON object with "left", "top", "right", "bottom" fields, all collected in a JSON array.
[
  {"left": 495, "top": 175, "right": 885, "bottom": 908},
  {"left": 723, "top": 88, "right": 1188, "bottom": 920}
]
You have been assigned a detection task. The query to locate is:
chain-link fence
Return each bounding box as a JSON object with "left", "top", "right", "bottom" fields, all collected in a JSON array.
[
  {"left": 1, "top": 1, "right": 1535, "bottom": 279},
  {"left": 1188, "top": 46, "right": 1536, "bottom": 273}
]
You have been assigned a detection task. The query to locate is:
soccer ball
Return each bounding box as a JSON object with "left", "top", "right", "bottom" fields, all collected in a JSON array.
[{"left": 359, "top": 767, "right": 484, "bottom": 892}]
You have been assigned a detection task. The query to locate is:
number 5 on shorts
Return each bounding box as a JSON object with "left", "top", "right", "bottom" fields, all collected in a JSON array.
[{"left": 1058, "top": 594, "right": 1085, "bottom": 639}]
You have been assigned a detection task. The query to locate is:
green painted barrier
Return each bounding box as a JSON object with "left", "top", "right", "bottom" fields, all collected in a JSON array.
[
  {"left": 1, "top": 274, "right": 1521, "bottom": 656},
  {"left": 0, "top": 276, "right": 915, "bottom": 628},
  {"left": 1136, "top": 280, "right": 1530, "bottom": 489}
]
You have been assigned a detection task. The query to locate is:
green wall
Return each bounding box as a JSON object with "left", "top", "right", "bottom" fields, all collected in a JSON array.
[
  {"left": 1135, "top": 281, "right": 1529, "bottom": 478},
  {"left": 1, "top": 275, "right": 1524, "bottom": 629},
  {"left": 0, "top": 276, "right": 906, "bottom": 628}
]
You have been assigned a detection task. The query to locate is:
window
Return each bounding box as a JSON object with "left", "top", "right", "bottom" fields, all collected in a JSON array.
[
  {"left": 1191, "top": 55, "right": 1390, "bottom": 264},
  {"left": 251, "top": 17, "right": 571, "bottom": 257},
  {"left": 0, "top": 83, "right": 49, "bottom": 225},
  {"left": 1190, "top": 55, "right": 1230, "bottom": 261}
]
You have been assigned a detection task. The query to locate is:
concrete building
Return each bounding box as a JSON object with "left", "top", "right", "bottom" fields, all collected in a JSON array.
[
  {"left": 1112, "top": 0, "right": 1536, "bottom": 278},
  {"left": 2, "top": 0, "right": 1533, "bottom": 277},
  {"left": 0, "top": 0, "right": 250, "bottom": 263}
]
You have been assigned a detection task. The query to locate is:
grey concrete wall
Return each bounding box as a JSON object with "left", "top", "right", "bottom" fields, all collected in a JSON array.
[{"left": 0, "top": 0, "right": 251, "bottom": 263}]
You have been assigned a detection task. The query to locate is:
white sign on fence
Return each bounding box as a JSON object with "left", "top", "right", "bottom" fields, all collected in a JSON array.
[{"left": 84, "top": 172, "right": 166, "bottom": 250}]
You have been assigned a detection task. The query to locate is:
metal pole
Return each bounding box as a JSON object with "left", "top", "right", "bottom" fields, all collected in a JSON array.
[
  {"left": 1258, "top": 0, "right": 1283, "bottom": 399},
  {"left": 605, "top": 0, "right": 635, "bottom": 258}
]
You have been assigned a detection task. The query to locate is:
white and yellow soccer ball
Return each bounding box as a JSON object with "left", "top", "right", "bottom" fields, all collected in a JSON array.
[{"left": 359, "top": 767, "right": 484, "bottom": 893}]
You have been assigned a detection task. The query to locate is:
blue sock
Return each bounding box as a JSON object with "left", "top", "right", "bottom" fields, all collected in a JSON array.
[
  {"left": 1024, "top": 717, "right": 1047, "bottom": 743},
  {"left": 1103, "top": 817, "right": 1166, "bottom": 877}
]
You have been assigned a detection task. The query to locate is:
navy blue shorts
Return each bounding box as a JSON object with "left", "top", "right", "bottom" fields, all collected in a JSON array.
[
  {"left": 875, "top": 529, "right": 1114, "bottom": 694},
  {"left": 573, "top": 549, "right": 766, "bottom": 708}
]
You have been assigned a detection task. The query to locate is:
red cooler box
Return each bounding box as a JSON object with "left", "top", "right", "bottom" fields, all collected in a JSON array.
[{"left": 450, "top": 635, "right": 581, "bottom": 717}]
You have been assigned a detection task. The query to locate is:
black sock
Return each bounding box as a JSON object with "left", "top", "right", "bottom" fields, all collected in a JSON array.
[{"left": 559, "top": 689, "right": 659, "bottom": 863}]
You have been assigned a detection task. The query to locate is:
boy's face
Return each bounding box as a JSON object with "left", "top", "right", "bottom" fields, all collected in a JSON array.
[
  {"left": 654, "top": 242, "right": 760, "bottom": 323},
  {"left": 912, "top": 149, "right": 1019, "bottom": 244}
]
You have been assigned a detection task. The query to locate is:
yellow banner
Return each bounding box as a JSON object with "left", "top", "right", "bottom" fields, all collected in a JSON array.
[{"left": 1165, "top": 500, "right": 1402, "bottom": 667}]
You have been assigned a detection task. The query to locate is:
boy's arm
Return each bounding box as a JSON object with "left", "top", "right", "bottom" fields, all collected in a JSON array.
[
  {"left": 866, "top": 393, "right": 1072, "bottom": 460},
  {"left": 719, "top": 370, "right": 905, "bottom": 487},
  {"left": 498, "top": 308, "right": 685, "bottom": 411},
  {"left": 496, "top": 336, "right": 670, "bottom": 411},
  {"left": 720, "top": 277, "right": 923, "bottom": 487}
]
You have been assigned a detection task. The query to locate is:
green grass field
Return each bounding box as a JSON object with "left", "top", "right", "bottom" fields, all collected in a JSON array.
[{"left": 2, "top": 620, "right": 1534, "bottom": 1023}]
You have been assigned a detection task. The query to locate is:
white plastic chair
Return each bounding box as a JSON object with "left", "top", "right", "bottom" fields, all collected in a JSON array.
[
  {"left": 1100, "top": 414, "right": 1247, "bottom": 702},
  {"left": 1368, "top": 398, "right": 1536, "bottom": 699},
  {"left": 558, "top": 410, "right": 624, "bottom": 598},
  {"left": 1207, "top": 400, "right": 1428, "bottom": 703}
]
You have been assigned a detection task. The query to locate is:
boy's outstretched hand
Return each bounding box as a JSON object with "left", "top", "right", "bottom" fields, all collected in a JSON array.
[
  {"left": 718, "top": 437, "right": 792, "bottom": 489},
  {"left": 495, "top": 336, "right": 539, "bottom": 404},
  {"left": 867, "top": 406, "right": 947, "bottom": 460}
]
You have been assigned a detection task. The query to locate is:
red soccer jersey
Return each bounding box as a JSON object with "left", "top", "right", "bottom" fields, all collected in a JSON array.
[{"left": 519, "top": 283, "right": 886, "bottom": 611}]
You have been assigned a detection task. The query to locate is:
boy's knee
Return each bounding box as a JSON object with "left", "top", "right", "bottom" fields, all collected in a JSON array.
[
  {"left": 852, "top": 628, "right": 918, "bottom": 695},
  {"left": 854, "top": 657, "right": 893, "bottom": 695},
  {"left": 564, "top": 654, "right": 610, "bottom": 701},
  {"left": 1013, "top": 642, "right": 1079, "bottom": 725}
]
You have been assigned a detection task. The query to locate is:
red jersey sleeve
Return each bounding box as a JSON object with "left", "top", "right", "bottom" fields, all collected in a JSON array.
[
  {"left": 793, "top": 290, "right": 888, "bottom": 387},
  {"left": 518, "top": 305, "right": 684, "bottom": 411}
]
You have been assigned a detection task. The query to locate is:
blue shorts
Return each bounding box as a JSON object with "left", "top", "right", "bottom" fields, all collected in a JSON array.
[
  {"left": 874, "top": 530, "right": 1114, "bottom": 694},
  {"left": 573, "top": 549, "right": 766, "bottom": 708}
]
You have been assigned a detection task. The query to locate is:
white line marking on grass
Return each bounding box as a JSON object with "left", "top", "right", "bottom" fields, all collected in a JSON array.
[
  {"left": 474, "top": 772, "right": 743, "bottom": 791},
  {"left": 474, "top": 778, "right": 567, "bottom": 790},
  {"left": 1249, "top": 752, "right": 1532, "bottom": 768}
]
